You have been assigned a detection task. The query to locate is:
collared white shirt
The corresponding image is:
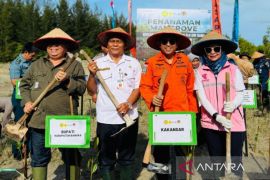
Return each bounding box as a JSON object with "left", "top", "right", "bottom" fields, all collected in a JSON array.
[{"left": 95, "top": 54, "right": 142, "bottom": 124}]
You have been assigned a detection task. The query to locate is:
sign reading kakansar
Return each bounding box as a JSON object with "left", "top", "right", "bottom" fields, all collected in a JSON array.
[{"left": 148, "top": 112, "right": 197, "bottom": 145}]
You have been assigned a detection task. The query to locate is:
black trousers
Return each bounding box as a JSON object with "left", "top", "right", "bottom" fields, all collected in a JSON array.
[
  {"left": 97, "top": 119, "right": 138, "bottom": 172},
  {"left": 204, "top": 128, "right": 245, "bottom": 177}
]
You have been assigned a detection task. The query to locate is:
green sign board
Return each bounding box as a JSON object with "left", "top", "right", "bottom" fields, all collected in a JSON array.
[
  {"left": 148, "top": 112, "right": 197, "bottom": 145},
  {"left": 16, "top": 80, "right": 22, "bottom": 99},
  {"left": 45, "top": 115, "right": 91, "bottom": 148},
  {"left": 242, "top": 90, "right": 257, "bottom": 109}
]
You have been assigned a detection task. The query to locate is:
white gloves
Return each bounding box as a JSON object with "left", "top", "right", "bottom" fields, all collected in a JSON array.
[
  {"left": 216, "top": 114, "right": 232, "bottom": 132},
  {"left": 224, "top": 101, "right": 235, "bottom": 113}
]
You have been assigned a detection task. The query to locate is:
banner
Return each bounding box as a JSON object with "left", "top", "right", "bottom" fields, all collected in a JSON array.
[
  {"left": 136, "top": 8, "right": 211, "bottom": 60},
  {"left": 232, "top": 0, "right": 239, "bottom": 44},
  {"left": 128, "top": 0, "right": 132, "bottom": 34},
  {"left": 212, "top": 0, "right": 222, "bottom": 34},
  {"left": 110, "top": 0, "right": 115, "bottom": 28}
]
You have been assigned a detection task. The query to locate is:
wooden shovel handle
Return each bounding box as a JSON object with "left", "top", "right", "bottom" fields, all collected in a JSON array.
[
  {"left": 225, "top": 72, "right": 232, "bottom": 174},
  {"left": 154, "top": 69, "right": 168, "bottom": 112},
  {"left": 143, "top": 69, "right": 168, "bottom": 164}
]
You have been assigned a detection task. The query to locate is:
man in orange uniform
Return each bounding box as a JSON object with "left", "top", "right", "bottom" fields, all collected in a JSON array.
[{"left": 140, "top": 27, "right": 198, "bottom": 179}]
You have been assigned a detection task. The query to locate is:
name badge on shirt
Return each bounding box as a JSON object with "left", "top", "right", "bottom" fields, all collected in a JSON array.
[
  {"left": 117, "top": 80, "right": 124, "bottom": 89},
  {"left": 34, "top": 82, "right": 39, "bottom": 89},
  {"left": 117, "top": 69, "right": 124, "bottom": 89}
]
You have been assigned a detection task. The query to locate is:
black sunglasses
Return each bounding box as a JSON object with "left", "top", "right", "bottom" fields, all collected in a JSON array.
[
  {"left": 204, "top": 46, "right": 221, "bottom": 54},
  {"left": 160, "top": 38, "right": 176, "bottom": 45}
]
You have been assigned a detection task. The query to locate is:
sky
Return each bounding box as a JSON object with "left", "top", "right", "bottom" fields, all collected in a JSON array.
[{"left": 57, "top": 0, "right": 269, "bottom": 46}]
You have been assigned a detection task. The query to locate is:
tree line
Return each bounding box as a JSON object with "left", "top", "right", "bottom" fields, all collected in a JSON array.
[
  {"left": 0, "top": 0, "right": 135, "bottom": 62},
  {"left": 0, "top": 0, "right": 269, "bottom": 63}
]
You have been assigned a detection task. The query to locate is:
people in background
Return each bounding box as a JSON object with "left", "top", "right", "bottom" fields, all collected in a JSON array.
[
  {"left": 252, "top": 51, "right": 269, "bottom": 111},
  {"left": 227, "top": 52, "right": 255, "bottom": 85},
  {"left": 188, "top": 53, "right": 201, "bottom": 69},
  {"left": 9, "top": 42, "right": 37, "bottom": 160},
  {"left": 0, "top": 97, "right": 13, "bottom": 136}
]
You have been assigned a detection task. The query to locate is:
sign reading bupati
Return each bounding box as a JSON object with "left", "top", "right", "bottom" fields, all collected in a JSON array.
[
  {"left": 45, "top": 115, "right": 90, "bottom": 148},
  {"left": 242, "top": 90, "right": 257, "bottom": 108},
  {"left": 136, "top": 8, "right": 211, "bottom": 60},
  {"left": 148, "top": 112, "right": 197, "bottom": 145},
  {"left": 16, "top": 80, "right": 22, "bottom": 99}
]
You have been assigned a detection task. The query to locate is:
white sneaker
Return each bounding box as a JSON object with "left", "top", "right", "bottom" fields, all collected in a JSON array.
[{"left": 147, "top": 162, "right": 171, "bottom": 174}]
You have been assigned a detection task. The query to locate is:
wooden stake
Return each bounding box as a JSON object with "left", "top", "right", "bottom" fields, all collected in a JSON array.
[
  {"left": 225, "top": 72, "right": 232, "bottom": 175},
  {"left": 142, "top": 69, "right": 168, "bottom": 165}
]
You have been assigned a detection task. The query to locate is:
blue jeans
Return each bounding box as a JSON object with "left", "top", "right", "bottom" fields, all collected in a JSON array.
[
  {"left": 30, "top": 128, "right": 51, "bottom": 167},
  {"left": 30, "top": 128, "right": 81, "bottom": 168}
]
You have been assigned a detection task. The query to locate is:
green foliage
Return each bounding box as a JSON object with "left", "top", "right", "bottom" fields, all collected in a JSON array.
[
  {"left": 0, "top": 0, "right": 132, "bottom": 63},
  {"left": 239, "top": 37, "right": 257, "bottom": 55},
  {"left": 1, "top": 0, "right": 267, "bottom": 63},
  {"left": 261, "top": 26, "right": 270, "bottom": 57},
  {"left": 88, "top": 137, "right": 99, "bottom": 180}
]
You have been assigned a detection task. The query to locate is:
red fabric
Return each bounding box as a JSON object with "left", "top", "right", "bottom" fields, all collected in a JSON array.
[
  {"left": 128, "top": 0, "right": 132, "bottom": 34},
  {"left": 212, "top": 0, "right": 222, "bottom": 34},
  {"left": 140, "top": 52, "right": 198, "bottom": 112},
  {"left": 130, "top": 47, "right": 136, "bottom": 58}
]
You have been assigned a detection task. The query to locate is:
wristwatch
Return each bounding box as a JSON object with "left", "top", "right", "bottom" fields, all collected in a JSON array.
[{"left": 126, "top": 102, "right": 133, "bottom": 110}]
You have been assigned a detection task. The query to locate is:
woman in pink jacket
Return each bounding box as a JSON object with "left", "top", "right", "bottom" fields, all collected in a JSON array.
[{"left": 191, "top": 31, "right": 245, "bottom": 178}]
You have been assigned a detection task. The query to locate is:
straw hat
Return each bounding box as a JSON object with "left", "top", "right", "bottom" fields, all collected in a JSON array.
[
  {"left": 251, "top": 51, "right": 265, "bottom": 59},
  {"left": 34, "top": 28, "right": 79, "bottom": 51},
  {"left": 97, "top": 27, "right": 135, "bottom": 50},
  {"left": 191, "top": 30, "right": 237, "bottom": 56},
  {"left": 147, "top": 26, "right": 191, "bottom": 51},
  {"left": 188, "top": 53, "right": 200, "bottom": 62},
  {"left": 239, "top": 52, "right": 251, "bottom": 60}
]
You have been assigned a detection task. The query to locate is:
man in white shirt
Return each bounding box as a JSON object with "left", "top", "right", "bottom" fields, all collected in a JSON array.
[{"left": 87, "top": 27, "right": 142, "bottom": 180}]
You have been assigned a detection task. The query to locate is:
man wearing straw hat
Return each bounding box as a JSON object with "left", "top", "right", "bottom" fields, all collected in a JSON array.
[
  {"left": 191, "top": 30, "right": 246, "bottom": 178},
  {"left": 87, "top": 27, "right": 142, "bottom": 180},
  {"left": 252, "top": 51, "right": 269, "bottom": 111},
  {"left": 20, "top": 28, "right": 86, "bottom": 180},
  {"left": 140, "top": 26, "right": 198, "bottom": 179}
]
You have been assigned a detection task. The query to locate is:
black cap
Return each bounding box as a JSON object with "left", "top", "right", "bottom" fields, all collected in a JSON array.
[{"left": 22, "top": 42, "right": 38, "bottom": 53}]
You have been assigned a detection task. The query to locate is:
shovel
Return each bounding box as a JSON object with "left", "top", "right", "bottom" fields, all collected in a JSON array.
[
  {"left": 225, "top": 72, "right": 232, "bottom": 175},
  {"left": 4, "top": 53, "right": 78, "bottom": 142},
  {"left": 80, "top": 50, "right": 136, "bottom": 137},
  {"left": 142, "top": 69, "right": 168, "bottom": 171}
]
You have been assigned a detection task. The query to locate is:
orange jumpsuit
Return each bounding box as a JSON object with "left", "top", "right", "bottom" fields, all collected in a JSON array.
[{"left": 140, "top": 52, "right": 197, "bottom": 113}]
